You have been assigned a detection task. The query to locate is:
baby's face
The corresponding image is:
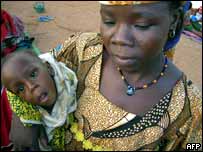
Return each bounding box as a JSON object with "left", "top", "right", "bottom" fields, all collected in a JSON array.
[{"left": 2, "top": 54, "right": 57, "bottom": 108}]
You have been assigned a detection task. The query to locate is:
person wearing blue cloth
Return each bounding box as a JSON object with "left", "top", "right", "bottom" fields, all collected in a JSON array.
[{"left": 163, "top": 0, "right": 192, "bottom": 60}]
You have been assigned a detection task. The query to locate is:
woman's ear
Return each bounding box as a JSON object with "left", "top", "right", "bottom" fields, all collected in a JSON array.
[
  {"left": 168, "top": 7, "right": 183, "bottom": 38},
  {"left": 169, "top": 8, "right": 181, "bottom": 29},
  {"left": 44, "top": 62, "right": 55, "bottom": 77}
]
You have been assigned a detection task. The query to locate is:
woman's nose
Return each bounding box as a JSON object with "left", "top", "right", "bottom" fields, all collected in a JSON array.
[{"left": 112, "top": 23, "right": 133, "bottom": 46}]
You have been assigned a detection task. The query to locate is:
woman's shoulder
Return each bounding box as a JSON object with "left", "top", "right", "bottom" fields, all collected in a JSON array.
[
  {"left": 75, "top": 32, "right": 103, "bottom": 61},
  {"left": 53, "top": 32, "right": 103, "bottom": 62},
  {"left": 174, "top": 72, "right": 202, "bottom": 122},
  {"left": 185, "top": 79, "right": 202, "bottom": 115},
  {"left": 50, "top": 32, "right": 103, "bottom": 72},
  {"left": 168, "top": 60, "right": 202, "bottom": 112},
  {"left": 163, "top": 60, "right": 201, "bottom": 117},
  {"left": 169, "top": 60, "right": 202, "bottom": 113},
  {"left": 177, "top": 76, "right": 202, "bottom": 149}
]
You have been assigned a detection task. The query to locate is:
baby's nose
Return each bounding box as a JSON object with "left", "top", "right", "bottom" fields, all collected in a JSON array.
[{"left": 26, "top": 81, "right": 38, "bottom": 93}]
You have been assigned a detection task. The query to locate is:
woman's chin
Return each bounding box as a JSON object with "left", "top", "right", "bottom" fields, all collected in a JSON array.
[{"left": 114, "top": 58, "right": 141, "bottom": 72}]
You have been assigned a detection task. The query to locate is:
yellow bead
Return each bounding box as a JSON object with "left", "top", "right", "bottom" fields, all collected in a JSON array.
[
  {"left": 92, "top": 145, "right": 103, "bottom": 151},
  {"left": 143, "top": 85, "right": 148, "bottom": 88},
  {"left": 83, "top": 140, "right": 93, "bottom": 149},
  {"left": 75, "top": 131, "right": 84, "bottom": 141},
  {"left": 160, "top": 72, "right": 164, "bottom": 76},
  {"left": 70, "top": 123, "right": 78, "bottom": 133},
  {"left": 121, "top": 76, "right": 125, "bottom": 80}
]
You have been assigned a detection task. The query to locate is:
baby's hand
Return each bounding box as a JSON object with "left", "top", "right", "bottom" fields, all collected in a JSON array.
[{"left": 38, "top": 127, "right": 52, "bottom": 150}]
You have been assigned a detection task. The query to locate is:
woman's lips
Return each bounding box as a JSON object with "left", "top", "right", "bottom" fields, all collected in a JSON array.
[{"left": 114, "top": 55, "right": 138, "bottom": 66}]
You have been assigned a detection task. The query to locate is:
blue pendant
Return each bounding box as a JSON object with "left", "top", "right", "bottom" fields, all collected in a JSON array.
[{"left": 126, "top": 85, "right": 135, "bottom": 96}]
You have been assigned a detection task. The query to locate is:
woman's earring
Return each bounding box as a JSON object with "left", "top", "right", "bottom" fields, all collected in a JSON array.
[{"left": 169, "top": 29, "right": 176, "bottom": 39}]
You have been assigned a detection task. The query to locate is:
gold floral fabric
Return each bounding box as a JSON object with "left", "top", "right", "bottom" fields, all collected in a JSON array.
[
  {"left": 54, "top": 32, "right": 202, "bottom": 151},
  {"left": 7, "top": 32, "right": 202, "bottom": 151}
]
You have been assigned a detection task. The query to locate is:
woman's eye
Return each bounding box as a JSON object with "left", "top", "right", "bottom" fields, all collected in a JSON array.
[
  {"left": 134, "top": 24, "right": 151, "bottom": 30},
  {"left": 30, "top": 70, "right": 38, "bottom": 79},
  {"left": 103, "top": 20, "right": 116, "bottom": 26},
  {"left": 17, "top": 85, "right": 24, "bottom": 93}
]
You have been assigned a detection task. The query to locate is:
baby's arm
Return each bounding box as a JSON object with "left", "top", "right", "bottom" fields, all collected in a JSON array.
[
  {"left": 10, "top": 112, "right": 51, "bottom": 151},
  {"left": 10, "top": 112, "right": 40, "bottom": 151}
]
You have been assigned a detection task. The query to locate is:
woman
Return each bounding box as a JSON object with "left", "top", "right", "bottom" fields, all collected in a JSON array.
[{"left": 7, "top": 1, "right": 202, "bottom": 151}]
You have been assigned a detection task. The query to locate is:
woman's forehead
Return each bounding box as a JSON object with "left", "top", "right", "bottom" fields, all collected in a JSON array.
[
  {"left": 100, "top": 2, "right": 169, "bottom": 16},
  {"left": 99, "top": 1, "right": 161, "bottom": 6}
]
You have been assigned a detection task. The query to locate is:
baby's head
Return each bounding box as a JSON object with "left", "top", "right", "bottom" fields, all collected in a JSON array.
[{"left": 1, "top": 50, "right": 57, "bottom": 109}]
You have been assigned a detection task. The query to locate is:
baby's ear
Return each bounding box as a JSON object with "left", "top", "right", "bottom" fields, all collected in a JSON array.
[{"left": 44, "top": 62, "right": 55, "bottom": 77}]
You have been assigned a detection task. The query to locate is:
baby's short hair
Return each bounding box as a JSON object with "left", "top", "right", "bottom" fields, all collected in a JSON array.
[{"left": 1, "top": 50, "right": 42, "bottom": 70}]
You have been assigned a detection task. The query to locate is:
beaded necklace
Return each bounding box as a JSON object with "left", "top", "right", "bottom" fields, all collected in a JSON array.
[{"left": 117, "top": 57, "right": 168, "bottom": 96}]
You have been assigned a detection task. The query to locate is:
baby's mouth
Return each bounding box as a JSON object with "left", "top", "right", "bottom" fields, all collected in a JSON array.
[{"left": 39, "top": 92, "right": 48, "bottom": 103}]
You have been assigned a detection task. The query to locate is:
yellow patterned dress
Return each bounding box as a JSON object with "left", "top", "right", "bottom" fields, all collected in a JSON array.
[
  {"left": 52, "top": 32, "right": 202, "bottom": 151},
  {"left": 7, "top": 32, "right": 202, "bottom": 151}
]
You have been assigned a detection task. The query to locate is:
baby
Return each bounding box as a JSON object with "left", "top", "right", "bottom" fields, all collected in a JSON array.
[{"left": 1, "top": 50, "right": 78, "bottom": 150}]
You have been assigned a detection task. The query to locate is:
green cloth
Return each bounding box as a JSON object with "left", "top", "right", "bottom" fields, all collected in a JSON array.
[
  {"left": 184, "top": 22, "right": 202, "bottom": 32},
  {"left": 191, "top": 21, "right": 202, "bottom": 32},
  {"left": 25, "top": 32, "right": 41, "bottom": 55}
]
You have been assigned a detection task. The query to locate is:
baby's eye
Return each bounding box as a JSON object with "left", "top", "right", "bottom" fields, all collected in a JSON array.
[
  {"left": 30, "top": 70, "right": 38, "bottom": 79},
  {"left": 17, "top": 85, "right": 24, "bottom": 93}
]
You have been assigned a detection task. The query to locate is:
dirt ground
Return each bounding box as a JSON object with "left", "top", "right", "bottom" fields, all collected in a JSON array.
[{"left": 2, "top": 1, "right": 202, "bottom": 91}]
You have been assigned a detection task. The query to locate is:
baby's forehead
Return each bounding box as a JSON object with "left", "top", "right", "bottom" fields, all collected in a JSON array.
[
  {"left": 16, "top": 51, "right": 41, "bottom": 60},
  {"left": 4, "top": 52, "right": 42, "bottom": 69}
]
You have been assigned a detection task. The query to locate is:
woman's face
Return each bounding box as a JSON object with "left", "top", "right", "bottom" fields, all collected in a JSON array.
[{"left": 100, "top": 2, "right": 173, "bottom": 72}]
